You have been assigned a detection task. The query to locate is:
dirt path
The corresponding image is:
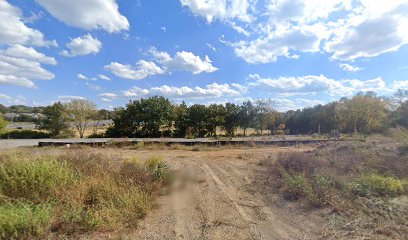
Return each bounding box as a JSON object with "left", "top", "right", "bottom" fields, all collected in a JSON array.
[{"left": 115, "top": 147, "right": 322, "bottom": 240}]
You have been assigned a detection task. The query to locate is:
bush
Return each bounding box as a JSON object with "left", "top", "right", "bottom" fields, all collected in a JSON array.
[
  {"left": 0, "top": 157, "right": 76, "bottom": 202},
  {"left": 0, "top": 203, "right": 53, "bottom": 239},
  {"left": 0, "top": 130, "right": 50, "bottom": 139},
  {"left": 353, "top": 174, "right": 407, "bottom": 197},
  {"left": 0, "top": 150, "right": 171, "bottom": 237}
]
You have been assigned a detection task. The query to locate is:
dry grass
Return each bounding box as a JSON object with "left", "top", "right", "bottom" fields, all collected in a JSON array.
[
  {"left": 262, "top": 136, "right": 408, "bottom": 239},
  {"left": 0, "top": 149, "right": 171, "bottom": 239}
]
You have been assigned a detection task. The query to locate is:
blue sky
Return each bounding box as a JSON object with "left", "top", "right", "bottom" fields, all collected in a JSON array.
[{"left": 1, "top": 0, "right": 408, "bottom": 110}]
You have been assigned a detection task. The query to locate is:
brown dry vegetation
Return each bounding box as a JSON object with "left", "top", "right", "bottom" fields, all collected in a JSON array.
[
  {"left": 0, "top": 149, "right": 171, "bottom": 239},
  {"left": 260, "top": 131, "right": 408, "bottom": 239}
]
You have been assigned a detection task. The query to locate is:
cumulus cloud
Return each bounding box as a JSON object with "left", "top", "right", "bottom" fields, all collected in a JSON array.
[
  {"left": 149, "top": 48, "right": 218, "bottom": 74},
  {"left": 105, "top": 60, "right": 166, "bottom": 80},
  {"left": 0, "top": 93, "right": 26, "bottom": 105},
  {"left": 248, "top": 74, "right": 388, "bottom": 96},
  {"left": 180, "top": 0, "right": 254, "bottom": 23},
  {"left": 105, "top": 48, "right": 217, "bottom": 80},
  {"left": 213, "top": 0, "right": 408, "bottom": 63},
  {"left": 0, "top": 45, "right": 56, "bottom": 87},
  {"left": 325, "top": 1, "right": 408, "bottom": 61},
  {"left": 339, "top": 63, "right": 363, "bottom": 72},
  {"left": 60, "top": 34, "right": 102, "bottom": 57},
  {"left": 0, "top": 1, "right": 57, "bottom": 47},
  {"left": 35, "top": 0, "right": 129, "bottom": 33}
]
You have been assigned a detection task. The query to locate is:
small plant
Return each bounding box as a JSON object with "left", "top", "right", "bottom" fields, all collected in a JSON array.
[
  {"left": 144, "top": 157, "right": 169, "bottom": 183},
  {"left": 0, "top": 203, "right": 53, "bottom": 239},
  {"left": 352, "top": 174, "right": 407, "bottom": 197}
]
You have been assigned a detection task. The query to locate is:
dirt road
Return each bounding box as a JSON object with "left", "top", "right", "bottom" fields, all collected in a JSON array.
[{"left": 103, "top": 147, "right": 323, "bottom": 240}]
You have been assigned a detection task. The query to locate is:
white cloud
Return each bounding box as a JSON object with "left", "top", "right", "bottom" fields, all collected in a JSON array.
[
  {"left": 151, "top": 83, "right": 242, "bottom": 99},
  {"left": 339, "top": 63, "right": 363, "bottom": 72},
  {"left": 105, "top": 48, "right": 217, "bottom": 80},
  {"left": 98, "top": 74, "right": 111, "bottom": 81},
  {"left": 35, "top": 0, "right": 129, "bottom": 33},
  {"left": 325, "top": 1, "right": 408, "bottom": 61},
  {"left": 85, "top": 82, "right": 103, "bottom": 91},
  {"left": 161, "top": 26, "right": 166, "bottom": 32},
  {"left": 149, "top": 48, "right": 218, "bottom": 74},
  {"left": 249, "top": 74, "right": 389, "bottom": 97},
  {"left": 214, "top": 0, "right": 408, "bottom": 63},
  {"left": 60, "top": 34, "right": 102, "bottom": 57},
  {"left": 180, "top": 0, "right": 254, "bottom": 23},
  {"left": 112, "top": 83, "right": 245, "bottom": 100},
  {"left": 0, "top": 94, "right": 26, "bottom": 105},
  {"left": 0, "top": 45, "right": 56, "bottom": 87},
  {"left": 122, "top": 87, "right": 150, "bottom": 97},
  {"left": 105, "top": 60, "right": 166, "bottom": 80},
  {"left": 0, "top": 1, "right": 56, "bottom": 47},
  {"left": 99, "top": 93, "right": 117, "bottom": 98},
  {"left": 249, "top": 74, "right": 352, "bottom": 96},
  {"left": 207, "top": 43, "right": 216, "bottom": 51},
  {"left": 77, "top": 73, "right": 88, "bottom": 80},
  {"left": 58, "top": 95, "right": 86, "bottom": 101},
  {"left": 392, "top": 80, "right": 408, "bottom": 90},
  {"left": 0, "top": 75, "right": 34, "bottom": 88},
  {"left": 344, "top": 77, "right": 387, "bottom": 92},
  {"left": 233, "top": 26, "right": 323, "bottom": 63}
]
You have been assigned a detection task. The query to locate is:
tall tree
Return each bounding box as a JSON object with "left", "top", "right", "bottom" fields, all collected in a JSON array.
[
  {"left": 173, "top": 102, "right": 189, "bottom": 137},
  {"left": 223, "top": 103, "right": 240, "bottom": 137},
  {"left": 65, "top": 99, "right": 97, "bottom": 138},
  {"left": 187, "top": 104, "right": 209, "bottom": 137},
  {"left": 36, "top": 102, "right": 69, "bottom": 137},
  {"left": 206, "top": 104, "right": 226, "bottom": 137},
  {"left": 238, "top": 101, "right": 257, "bottom": 137}
]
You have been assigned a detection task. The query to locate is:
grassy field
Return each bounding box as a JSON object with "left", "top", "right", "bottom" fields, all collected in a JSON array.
[
  {"left": 259, "top": 129, "right": 408, "bottom": 239},
  {"left": 0, "top": 132, "right": 407, "bottom": 239},
  {"left": 0, "top": 149, "right": 171, "bottom": 239}
]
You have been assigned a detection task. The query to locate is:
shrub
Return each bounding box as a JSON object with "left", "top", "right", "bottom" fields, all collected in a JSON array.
[
  {"left": 0, "top": 157, "right": 76, "bottom": 202},
  {"left": 0, "top": 203, "right": 53, "bottom": 239},
  {"left": 0, "top": 130, "right": 50, "bottom": 139},
  {"left": 353, "top": 174, "right": 407, "bottom": 197},
  {"left": 144, "top": 157, "right": 169, "bottom": 183}
]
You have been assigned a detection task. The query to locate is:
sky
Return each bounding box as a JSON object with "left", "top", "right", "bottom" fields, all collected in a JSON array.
[{"left": 1, "top": 0, "right": 408, "bottom": 111}]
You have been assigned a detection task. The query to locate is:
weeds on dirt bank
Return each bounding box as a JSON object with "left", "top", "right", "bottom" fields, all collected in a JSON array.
[
  {"left": 263, "top": 136, "right": 408, "bottom": 239},
  {"left": 0, "top": 150, "right": 170, "bottom": 239}
]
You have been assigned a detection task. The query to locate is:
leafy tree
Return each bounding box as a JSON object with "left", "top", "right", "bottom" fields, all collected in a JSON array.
[
  {"left": 337, "top": 92, "right": 389, "bottom": 134},
  {"left": 36, "top": 102, "right": 69, "bottom": 137},
  {"left": 222, "top": 103, "right": 240, "bottom": 136},
  {"left": 187, "top": 104, "right": 209, "bottom": 137},
  {"left": 394, "top": 100, "right": 408, "bottom": 128},
  {"left": 65, "top": 99, "right": 96, "bottom": 138},
  {"left": 173, "top": 102, "right": 189, "bottom": 137},
  {"left": 107, "top": 96, "right": 173, "bottom": 137},
  {"left": 238, "top": 101, "right": 257, "bottom": 137},
  {"left": 206, "top": 104, "right": 226, "bottom": 137}
]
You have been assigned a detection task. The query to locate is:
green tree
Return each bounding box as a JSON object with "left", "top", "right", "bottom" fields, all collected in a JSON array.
[
  {"left": 173, "top": 102, "right": 189, "bottom": 137},
  {"left": 222, "top": 103, "right": 239, "bottom": 136},
  {"left": 107, "top": 96, "right": 173, "bottom": 137},
  {"left": 206, "top": 104, "right": 226, "bottom": 137},
  {"left": 65, "top": 99, "right": 97, "bottom": 138},
  {"left": 36, "top": 102, "right": 69, "bottom": 137},
  {"left": 187, "top": 104, "right": 209, "bottom": 137},
  {"left": 238, "top": 101, "right": 257, "bottom": 137}
]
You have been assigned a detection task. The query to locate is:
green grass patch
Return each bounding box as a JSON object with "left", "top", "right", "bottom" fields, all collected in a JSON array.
[
  {"left": 352, "top": 173, "right": 407, "bottom": 197},
  {"left": 0, "top": 203, "right": 53, "bottom": 239}
]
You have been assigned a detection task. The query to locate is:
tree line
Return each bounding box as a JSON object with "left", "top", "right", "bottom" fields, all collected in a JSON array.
[{"left": 1, "top": 90, "right": 407, "bottom": 138}]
